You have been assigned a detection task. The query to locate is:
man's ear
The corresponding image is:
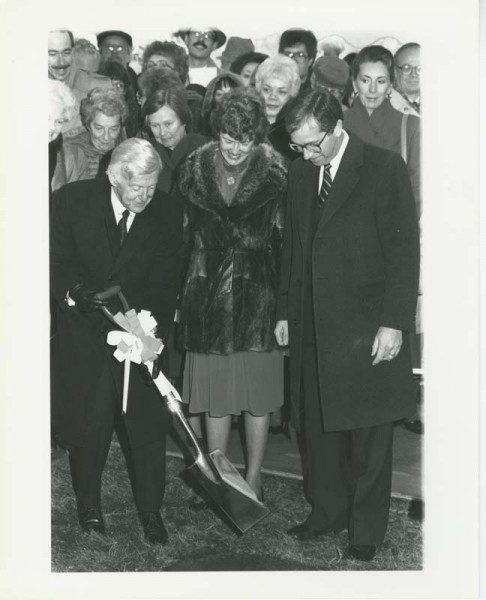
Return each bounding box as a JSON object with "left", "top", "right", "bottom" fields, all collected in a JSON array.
[
  {"left": 333, "top": 120, "right": 343, "bottom": 137},
  {"left": 106, "top": 167, "right": 116, "bottom": 187}
]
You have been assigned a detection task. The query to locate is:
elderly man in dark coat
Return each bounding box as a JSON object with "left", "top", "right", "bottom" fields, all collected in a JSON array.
[
  {"left": 50, "top": 138, "right": 182, "bottom": 544},
  {"left": 274, "top": 90, "right": 419, "bottom": 561}
]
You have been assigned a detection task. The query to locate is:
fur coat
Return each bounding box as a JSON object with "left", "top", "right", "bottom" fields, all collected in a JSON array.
[{"left": 178, "top": 141, "right": 288, "bottom": 355}]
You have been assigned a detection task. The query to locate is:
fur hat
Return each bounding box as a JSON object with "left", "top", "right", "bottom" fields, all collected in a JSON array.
[{"left": 312, "top": 56, "right": 349, "bottom": 91}]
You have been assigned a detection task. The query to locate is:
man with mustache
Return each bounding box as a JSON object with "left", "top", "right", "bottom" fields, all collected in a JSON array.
[
  {"left": 175, "top": 27, "right": 226, "bottom": 87},
  {"left": 48, "top": 30, "right": 112, "bottom": 138}
]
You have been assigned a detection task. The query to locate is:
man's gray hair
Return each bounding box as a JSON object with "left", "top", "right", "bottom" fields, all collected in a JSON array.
[{"left": 107, "top": 138, "right": 163, "bottom": 181}]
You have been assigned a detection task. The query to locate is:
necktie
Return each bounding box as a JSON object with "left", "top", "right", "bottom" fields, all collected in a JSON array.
[
  {"left": 318, "top": 163, "right": 332, "bottom": 208},
  {"left": 118, "top": 209, "right": 130, "bottom": 247}
]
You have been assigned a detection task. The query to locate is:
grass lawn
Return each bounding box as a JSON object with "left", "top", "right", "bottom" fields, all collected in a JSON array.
[{"left": 51, "top": 442, "right": 422, "bottom": 572}]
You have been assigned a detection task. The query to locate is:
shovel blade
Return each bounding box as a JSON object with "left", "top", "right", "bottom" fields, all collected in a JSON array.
[{"left": 186, "top": 450, "right": 270, "bottom": 534}]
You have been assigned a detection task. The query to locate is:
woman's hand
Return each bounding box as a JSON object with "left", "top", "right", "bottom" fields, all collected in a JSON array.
[{"left": 274, "top": 320, "right": 289, "bottom": 346}]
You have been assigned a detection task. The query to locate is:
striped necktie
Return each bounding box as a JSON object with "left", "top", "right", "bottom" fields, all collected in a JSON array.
[
  {"left": 118, "top": 209, "right": 130, "bottom": 247},
  {"left": 318, "top": 163, "right": 332, "bottom": 208}
]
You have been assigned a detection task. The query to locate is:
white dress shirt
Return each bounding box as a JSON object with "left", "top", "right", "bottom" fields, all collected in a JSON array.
[
  {"left": 111, "top": 187, "right": 135, "bottom": 232},
  {"left": 318, "top": 129, "right": 349, "bottom": 190}
]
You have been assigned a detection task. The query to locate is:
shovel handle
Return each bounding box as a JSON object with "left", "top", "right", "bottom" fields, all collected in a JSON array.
[{"left": 95, "top": 286, "right": 130, "bottom": 326}]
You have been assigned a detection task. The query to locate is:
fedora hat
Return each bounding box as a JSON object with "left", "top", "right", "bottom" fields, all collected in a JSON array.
[{"left": 312, "top": 56, "right": 349, "bottom": 91}]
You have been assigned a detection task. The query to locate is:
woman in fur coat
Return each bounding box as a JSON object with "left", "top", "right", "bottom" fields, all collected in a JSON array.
[{"left": 178, "top": 88, "right": 288, "bottom": 498}]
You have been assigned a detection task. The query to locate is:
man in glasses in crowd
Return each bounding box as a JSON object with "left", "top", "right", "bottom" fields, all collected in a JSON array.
[
  {"left": 278, "top": 28, "right": 318, "bottom": 91},
  {"left": 97, "top": 30, "right": 140, "bottom": 94},
  {"left": 391, "top": 42, "right": 421, "bottom": 116},
  {"left": 274, "top": 90, "right": 419, "bottom": 562},
  {"left": 175, "top": 27, "right": 227, "bottom": 86}
]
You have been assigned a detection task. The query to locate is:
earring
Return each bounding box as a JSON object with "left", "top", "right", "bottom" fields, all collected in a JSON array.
[{"left": 352, "top": 90, "right": 358, "bottom": 98}]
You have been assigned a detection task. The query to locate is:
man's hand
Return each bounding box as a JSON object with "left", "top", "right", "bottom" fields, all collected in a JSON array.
[
  {"left": 274, "top": 320, "right": 289, "bottom": 346},
  {"left": 371, "top": 327, "right": 402, "bottom": 365},
  {"left": 69, "top": 283, "right": 108, "bottom": 313}
]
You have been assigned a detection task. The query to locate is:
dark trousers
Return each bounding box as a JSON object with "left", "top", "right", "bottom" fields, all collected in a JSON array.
[
  {"left": 68, "top": 412, "right": 166, "bottom": 515},
  {"left": 301, "top": 344, "right": 394, "bottom": 546}
]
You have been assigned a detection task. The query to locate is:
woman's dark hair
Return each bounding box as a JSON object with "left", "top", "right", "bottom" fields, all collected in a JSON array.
[
  {"left": 352, "top": 45, "right": 394, "bottom": 83},
  {"left": 201, "top": 73, "right": 243, "bottom": 119},
  {"left": 212, "top": 87, "right": 269, "bottom": 144},
  {"left": 142, "top": 87, "right": 193, "bottom": 133},
  {"left": 230, "top": 51, "right": 268, "bottom": 75},
  {"left": 285, "top": 89, "right": 343, "bottom": 135},
  {"left": 138, "top": 66, "right": 186, "bottom": 101},
  {"left": 142, "top": 40, "right": 189, "bottom": 84}
]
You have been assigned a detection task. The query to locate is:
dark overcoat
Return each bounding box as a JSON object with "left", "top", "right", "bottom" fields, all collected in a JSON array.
[
  {"left": 276, "top": 134, "right": 420, "bottom": 432},
  {"left": 177, "top": 142, "right": 287, "bottom": 355},
  {"left": 50, "top": 177, "right": 182, "bottom": 447}
]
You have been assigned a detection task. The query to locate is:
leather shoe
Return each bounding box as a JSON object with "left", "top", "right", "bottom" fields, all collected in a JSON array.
[
  {"left": 79, "top": 507, "right": 105, "bottom": 534},
  {"left": 140, "top": 511, "right": 169, "bottom": 544},
  {"left": 286, "top": 522, "right": 342, "bottom": 541},
  {"left": 346, "top": 544, "right": 376, "bottom": 561}
]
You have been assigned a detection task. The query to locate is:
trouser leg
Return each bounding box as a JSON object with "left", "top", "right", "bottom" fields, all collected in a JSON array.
[
  {"left": 68, "top": 424, "right": 113, "bottom": 511},
  {"left": 301, "top": 345, "right": 350, "bottom": 531},
  {"left": 115, "top": 414, "right": 167, "bottom": 514},
  {"left": 348, "top": 422, "right": 394, "bottom": 546}
]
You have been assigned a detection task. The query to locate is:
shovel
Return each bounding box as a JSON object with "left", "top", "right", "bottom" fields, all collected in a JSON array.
[{"left": 95, "top": 286, "right": 270, "bottom": 534}]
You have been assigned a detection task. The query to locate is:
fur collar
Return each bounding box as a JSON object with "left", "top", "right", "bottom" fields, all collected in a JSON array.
[{"left": 179, "top": 141, "right": 287, "bottom": 221}]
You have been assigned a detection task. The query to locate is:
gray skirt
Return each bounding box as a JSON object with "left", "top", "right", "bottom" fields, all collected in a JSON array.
[{"left": 182, "top": 350, "right": 284, "bottom": 417}]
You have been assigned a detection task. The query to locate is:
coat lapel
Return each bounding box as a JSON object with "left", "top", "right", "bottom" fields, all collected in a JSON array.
[
  {"left": 296, "top": 160, "right": 320, "bottom": 246},
  {"left": 316, "top": 134, "right": 363, "bottom": 233}
]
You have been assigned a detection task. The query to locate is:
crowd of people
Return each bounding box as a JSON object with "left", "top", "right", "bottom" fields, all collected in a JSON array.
[{"left": 48, "top": 26, "right": 421, "bottom": 562}]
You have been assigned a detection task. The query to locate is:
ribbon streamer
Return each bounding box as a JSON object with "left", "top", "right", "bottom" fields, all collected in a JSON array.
[{"left": 106, "top": 309, "right": 164, "bottom": 413}]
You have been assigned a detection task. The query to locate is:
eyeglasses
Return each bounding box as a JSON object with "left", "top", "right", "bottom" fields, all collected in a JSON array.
[
  {"left": 396, "top": 64, "right": 421, "bottom": 76},
  {"left": 111, "top": 79, "right": 126, "bottom": 91},
  {"left": 104, "top": 45, "right": 127, "bottom": 53},
  {"left": 190, "top": 31, "right": 216, "bottom": 42},
  {"left": 283, "top": 51, "right": 308, "bottom": 64},
  {"left": 289, "top": 131, "right": 330, "bottom": 154},
  {"left": 146, "top": 59, "right": 176, "bottom": 71}
]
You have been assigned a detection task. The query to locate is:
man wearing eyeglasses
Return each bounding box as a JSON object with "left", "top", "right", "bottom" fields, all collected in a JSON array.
[
  {"left": 391, "top": 43, "right": 421, "bottom": 116},
  {"left": 274, "top": 90, "right": 419, "bottom": 562},
  {"left": 97, "top": 30, "right": 139, "bottom": 97},
  {"left": 175, "top": 27, "right": 227, "bottom": 87},
  {"left": 278, "top": 28, "right": 318, "bottom": 90}
]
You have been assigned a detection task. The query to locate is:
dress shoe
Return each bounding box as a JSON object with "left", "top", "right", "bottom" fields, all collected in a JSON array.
[
  {"left": 79, "top": 507, "right": 105, "bottom": 534},
  {"left": 140, "top": 511, "right": 169, "bottom": 544},
  {"left": 286, "top": 522, "right": 342, "bottom": 541},
  {"left": 346, "top": 544, "right": 376, "bottom": 562}
]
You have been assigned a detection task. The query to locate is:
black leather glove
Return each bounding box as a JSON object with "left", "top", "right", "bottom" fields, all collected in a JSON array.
[{"left": 69, "top": 283, "right": 108, "bottom": 313}]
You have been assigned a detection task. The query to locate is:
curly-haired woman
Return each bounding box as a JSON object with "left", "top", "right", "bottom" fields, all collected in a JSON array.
[
  {"left": 177, "top": 87, "right": 288, "bottom": 498},
  {"left": 52, "top": 87, "right": 128, "bottom": 189}
]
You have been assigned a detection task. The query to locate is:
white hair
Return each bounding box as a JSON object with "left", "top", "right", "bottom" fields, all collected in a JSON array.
[
  {"left": 254, "top": 54, "right": 301, "bottom": 98},
  {"left": 48, "top": 78, "right": 77, "bottom": 121},
  {"left": 107, "top": 138, "right": 163, "bottom": 181}
]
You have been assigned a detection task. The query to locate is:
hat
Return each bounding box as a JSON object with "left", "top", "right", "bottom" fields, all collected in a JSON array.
[
  {"left": 96, "top": 30, "right": 133, "bottom": 49},
  {"left": 312, "top": 56, "right": 350, "bottom": 91},
  {"left": 175, "top": 27, "right": 227, "bottom": 49},
  {"left": 220, "top": 37, "right": 254, "bottom": 68}
]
